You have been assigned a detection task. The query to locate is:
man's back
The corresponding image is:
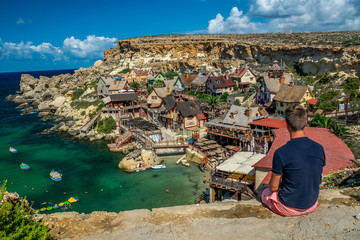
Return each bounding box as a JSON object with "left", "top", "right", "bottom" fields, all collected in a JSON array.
[{"left": 272, "top": 137, "right": 326, "bottom": 209}]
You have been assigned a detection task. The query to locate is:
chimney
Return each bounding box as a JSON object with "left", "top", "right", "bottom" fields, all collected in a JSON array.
[
  {"left": 114, "top": 80, "right": 117, "bottom": 85},
  {"left": 167, "top": 86, "right": 170, "bottom": 93},
  {"left": 289, "top": 81, "right": 294, "bottom": 86},
  {"left": 105, "top": 76, "right": 107, "bottom": 79},
  {"left": 186, "top": 72, "right": 189, "bottom": 79},
  {"left": 226, "top": 74, "right": 230, "bottom": 80},
  {"left": 280, "top": 76, "right": 285, "bottom": 84},
  {"left": 245, "top": 107, "right": 252, "bottom": 117}
]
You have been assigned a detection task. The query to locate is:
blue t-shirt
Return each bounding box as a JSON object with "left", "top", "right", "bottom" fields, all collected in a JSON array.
[{"left": 272, "top": 137, "right": 326, "bottom": 209}]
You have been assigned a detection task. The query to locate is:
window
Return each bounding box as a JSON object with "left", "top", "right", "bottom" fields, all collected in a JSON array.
[
  {"left": 246, "top": 71, "right": 250, "bottom": 76},
  {"left": 280, "top": 102, "right": 284, "bottom": 107},
  {"left": 217, "top": 80, "right": 220, "bottom": 85},
  {"left": 152, "top": 96, "right": 157, "bottom": 100}
]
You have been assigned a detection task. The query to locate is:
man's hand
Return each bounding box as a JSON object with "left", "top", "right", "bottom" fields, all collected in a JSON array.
[{"left": 269, "top": 172, "right": 282, "bottom": 192}]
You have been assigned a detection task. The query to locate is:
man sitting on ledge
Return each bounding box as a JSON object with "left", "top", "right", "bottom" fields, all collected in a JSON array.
[{"left": 262, "top": 104, "right": 326, "bottom": 216}]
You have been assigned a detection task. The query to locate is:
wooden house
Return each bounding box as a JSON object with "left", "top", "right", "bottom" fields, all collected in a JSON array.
[
  {"left": 206, "top": 76, "right": 235, "bottom": 96},
  {"left": 97, "top": 76, "right": 115, "bottom": 98},
  {"left": 273, "top": 84, "right": 316, "bottom": 114},
  {"left": 230, "top": 67, "right": 257, "bottom": 88},
  {"left": 174, "top": 101, "right": 207, "bottom": 137},
  {"left": 209, "top": 152, "right": 265, "bottom": 202},
  {"left": 206, "top": 105, "right": 267, "bottom": 149},
  {"left": 123, "top": 69, "right": 152, "bottom": 83},
  {"left": 255, "top": 73, "right": 294, "bottom": 106},
  {"left": 191, "top": 73, "right": 211, "bottom": 93},
  {"left": 158, "top": 96, "right": 176, "bottom": 129},
  {"left": 147, "top": 72, "right": 167, "bottom": 88},
  {"left": 178, "top": 73, "right": 197, "bottom": 91},
  {"left": 108, "top": 81, "right": 130, "bottom": 95}
]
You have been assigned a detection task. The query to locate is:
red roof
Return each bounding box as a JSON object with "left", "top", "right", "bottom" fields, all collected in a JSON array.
[
  {"left": 249, "top": 118, "right": 287, "bottom": 129},
  {"left": 230, "top": 67, "right": 256, "bottom": 79},
  {"left": 197, "top": 114, "right": 207, "bottom": 120},
  {"left": 306, "top": 98, "right": 318, "bottom": 105},
  {"left": 253, "top": 127, "right": 354, "bottom": 177}
]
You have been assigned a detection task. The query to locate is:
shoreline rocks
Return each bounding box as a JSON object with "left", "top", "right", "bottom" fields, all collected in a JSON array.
[{"left": 118, "top": 149, "right": 161, "bottom": 172}]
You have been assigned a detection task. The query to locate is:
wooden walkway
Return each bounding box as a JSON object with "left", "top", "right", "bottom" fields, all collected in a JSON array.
[
  {"left": 79, "top": 112, "right": 101, "bottom": 133},
  {"left": 108, "top": 124, "right": 189, "bottom": 151}
]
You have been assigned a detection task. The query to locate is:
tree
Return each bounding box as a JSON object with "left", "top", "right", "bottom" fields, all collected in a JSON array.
[
  {"left": 0, "top": 181, "right": 52, "bottom": 239},
  {"left": 165, "top": 71, "right": 179, "bottom": 79},
  {"left": 130, "top": 82, "right": 140, "bottom": 91},
  {"left": 204, "top": 95, "right": 219, "bottom": 118},
  {"left": 220, "top": 92, "right": 229, "bottom": 103}
]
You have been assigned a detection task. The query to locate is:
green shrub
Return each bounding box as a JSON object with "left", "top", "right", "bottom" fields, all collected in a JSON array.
[
  {"left": 71, "top": 88, "right": 85, "bottom": 100},
  {"left": 0, "top": 181, "right": 52, "bottom": 239},
  {"left": 318, "top": 90, "right": 339, "bottom": 102},
  {"left": 119, "top": 68, "right": 131, "bottom": 74},
  {"left": 220, "top": 92, "right": 229, "bottom": 102},
  {"left": 97, "top": 116, "right": 117, "bottom": 134},
  {"left": 81, "top": 111, "right": 86, "bottom": 116},
  {"left": 165, "top": 71, "right": 179, "bottom": 79},
  {"left": 342, "top": 37, "right": 360, "bottom": 47},
  {"left": 303, "top": 76, "right": 315, "bottom": 85}
]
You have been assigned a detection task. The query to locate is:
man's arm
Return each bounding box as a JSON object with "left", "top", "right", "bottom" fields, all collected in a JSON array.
[{"left": 269, "top": 172, "right": 282, "bottom": 192}]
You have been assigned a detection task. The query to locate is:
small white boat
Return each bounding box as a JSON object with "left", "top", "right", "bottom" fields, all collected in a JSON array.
[
  {"left": 50, "top": 170, "right": 62, "bottom": 182},
  {"left": 9, "top": 147, "right": 18, "bottom": 154},
  {"left": 151, "top": 164, "right": 166, "bottom": 169},
  {"left": 135, "top": 168, "right": 147, "bottom": 172}
]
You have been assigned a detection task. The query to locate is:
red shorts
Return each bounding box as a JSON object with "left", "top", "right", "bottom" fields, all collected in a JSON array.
[{"left": 261, "top": 188, "right": 318, "bottom": 216}]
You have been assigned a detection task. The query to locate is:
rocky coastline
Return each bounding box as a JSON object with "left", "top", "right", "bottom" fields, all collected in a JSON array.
[{"left": 6, "top": 60, "right": 121, "bottom": 141}]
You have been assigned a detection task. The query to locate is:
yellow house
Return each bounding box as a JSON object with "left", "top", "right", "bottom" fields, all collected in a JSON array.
[
  {"left": 123, "top": 69, "right": 152, "bottom": 83},
  {"left": 273, "top": 83, "right": 316, "bottom": 114}
]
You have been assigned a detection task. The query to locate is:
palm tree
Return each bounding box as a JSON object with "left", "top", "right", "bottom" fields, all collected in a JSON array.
[{"left": 204, "top": 95, "right": 219, "bottom": 118}]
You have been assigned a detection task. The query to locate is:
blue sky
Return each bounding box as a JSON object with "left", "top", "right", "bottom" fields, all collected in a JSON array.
[{"left": 1, "top": 0, "right": 359, "bottom": 72}]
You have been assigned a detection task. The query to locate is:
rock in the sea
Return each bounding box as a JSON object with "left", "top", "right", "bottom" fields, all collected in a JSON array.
[
  {"left": 23, "top": 107, "right": 35, "bottom": 115},
  {"left": 118, "top": 149, "right": 160, "bottom": 172}
]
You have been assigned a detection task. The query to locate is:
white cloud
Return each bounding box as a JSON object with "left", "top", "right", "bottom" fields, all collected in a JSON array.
[
  {"left": 16, "top": 18, "right": 25, "bottom": 24},
  {"left": 63, "top": 35, "right": 117, "bottom": 59},
  {"left": 206, "top": 0, "right": 360, "bottom": 33},
  {"left": 0, "top": 35, "right": 117, "bottom": 63},
  {"left": 208, "top": 7, "right": 258, "bottom": 33}
]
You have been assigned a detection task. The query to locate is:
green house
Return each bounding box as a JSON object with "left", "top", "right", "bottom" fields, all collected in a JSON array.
[{"left": 147, "top": 72, "right": 167, "bottom": 88}]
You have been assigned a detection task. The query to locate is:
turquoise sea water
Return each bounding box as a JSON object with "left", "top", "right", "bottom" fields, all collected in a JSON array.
[{"left": 0, "top": 70, "right": 206, "bottom": 213}]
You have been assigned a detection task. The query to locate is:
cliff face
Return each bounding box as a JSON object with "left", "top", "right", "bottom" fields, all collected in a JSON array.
[{"left": 104, "top": 32, "right": 360, "bottom": 75}]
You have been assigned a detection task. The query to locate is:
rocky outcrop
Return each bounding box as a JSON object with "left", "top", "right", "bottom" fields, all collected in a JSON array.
[
  {"left": 118, "top": 149, "right": 161, "bottom": 172},
  {"left": 7, "top": 60, "right": 122, "bottom": 139},
  {"left": 104, "top": 32, "right": 360, "bottom": 76}
]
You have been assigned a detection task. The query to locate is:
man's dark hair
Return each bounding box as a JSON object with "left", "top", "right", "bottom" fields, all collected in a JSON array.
[{"left": 285, "top": 104, "right": 307, "bottom": 131}]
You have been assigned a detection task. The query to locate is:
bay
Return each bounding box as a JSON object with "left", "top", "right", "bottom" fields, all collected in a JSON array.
[{"left": 0, "top": 70, "right": 206, "bottom": 213}]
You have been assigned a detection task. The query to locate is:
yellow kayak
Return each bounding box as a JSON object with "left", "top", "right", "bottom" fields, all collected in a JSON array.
[{"left": 68, "top": 197, "right": 79, "bottom": 203}]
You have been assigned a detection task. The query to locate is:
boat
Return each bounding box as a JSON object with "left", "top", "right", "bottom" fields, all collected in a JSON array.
[
  {"left": 46, "top": 206, "right": 53, "bottom": 211},
  {"left": 135, "top": 168, "right": 146, "bottom": 172},
  {"left": 40, "top": 208, "right": 46, "bottom": 212},
  {"left": 151, "top": 164, "right": 166, "bottom": 169},
  {"left": 9, "top": 147, "right": 18, "bottom": 154},
  {"left": 20, "top": 163, "right": 30, "bottom": 171},
  {"left": 50, "top": 170, "right": 62, "bottom": 182},
  {"left": 58, "top": 202, "right": 65, "bottom": 207},
  {"left": 53, "top": 204, "right": 59, "bottom": 209},
  {"left": 68, "top": 197, "right": 79, "bottom": 203}
]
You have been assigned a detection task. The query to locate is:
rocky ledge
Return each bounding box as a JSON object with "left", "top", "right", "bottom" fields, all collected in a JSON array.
[{"left": 37, "top": 187, "right": 360, "bottom": 240}]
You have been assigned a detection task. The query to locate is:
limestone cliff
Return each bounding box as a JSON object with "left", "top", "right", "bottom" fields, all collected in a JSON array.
[{"left": 104, "top": 31, "right": 360, "bottom": 75}]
